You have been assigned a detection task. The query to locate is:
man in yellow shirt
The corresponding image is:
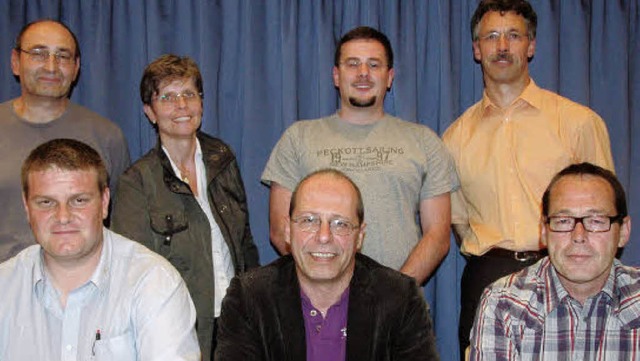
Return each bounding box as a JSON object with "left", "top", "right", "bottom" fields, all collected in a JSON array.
[{"left": 442, "top": 1, "right": 614, "bottom": 357}]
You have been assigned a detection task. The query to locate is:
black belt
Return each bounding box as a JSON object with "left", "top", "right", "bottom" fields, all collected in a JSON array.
[{"left": 481, "top": 248, "right": 547, "bottom": 262}]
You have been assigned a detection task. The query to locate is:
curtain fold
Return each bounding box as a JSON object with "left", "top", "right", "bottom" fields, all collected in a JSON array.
[{"left": 1, "top": 1, "right": 638, "bottom": 360}]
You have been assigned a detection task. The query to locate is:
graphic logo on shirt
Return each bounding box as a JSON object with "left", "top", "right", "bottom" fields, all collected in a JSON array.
[{"left": 316, "top": 146, "right": 404, "bottom": 172}]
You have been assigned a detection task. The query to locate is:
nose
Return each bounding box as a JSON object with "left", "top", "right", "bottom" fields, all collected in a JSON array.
[
  {"left": 571, "top": 221, "right": 587, "bottom": 243},
  {"left": 55, "top": 204, "right": 72, "bottom": 224},
  {"left": 43, "top": 53, "right": 58, "bottom": 72},
  {"left": 356, "top": 62, "right": 370, "bottom": 77},
  {"left": 317, "top": 219, "right": 332, "bottom": 244},
  {"left": 497, "top": 34, "right": 510, "bottom": 52},
  {"left": 175, "top": 95, "right": 188, "bottom": 108}
]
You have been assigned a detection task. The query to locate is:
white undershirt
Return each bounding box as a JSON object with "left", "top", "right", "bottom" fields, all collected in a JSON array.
[{"left": 162, "top": 140, "right": 234, "bottom": 317}]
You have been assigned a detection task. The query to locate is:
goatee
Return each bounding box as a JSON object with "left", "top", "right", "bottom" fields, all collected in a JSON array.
[{"left": 348, "top": 96, "right": 376, "bottom": 108}]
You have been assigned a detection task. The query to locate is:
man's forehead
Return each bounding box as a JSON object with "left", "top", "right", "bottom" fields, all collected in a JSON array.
[
  {"left": 21, "top": 21, "right": 76, "bottom": 50},
  {"left": 548, "top": 175, "right": 615, "bottom": 211},
  {"left": 479, "top": 11, "right": 528, "bottom": 30},
  {"left": 340, "top": 39, "right": 385, "bottom": 58}
]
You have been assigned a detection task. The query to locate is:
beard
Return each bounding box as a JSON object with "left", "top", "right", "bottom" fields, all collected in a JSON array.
[{"left": 348, "top": 96, "right": 376, "bottom": 108}]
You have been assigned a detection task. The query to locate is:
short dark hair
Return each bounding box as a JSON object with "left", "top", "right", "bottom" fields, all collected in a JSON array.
[
  {"left": 15, "top": 19, "right": 81, "bottom": 60},
  {"left": 140, "top": 54, "right": 203, "bottom": 105},
  {"left": 22, "top": 139, "right": 108, "bottom": 197},
  {"left": 470, "top": 0, "right": 537, "bottom": 41},
  {"left": 289, "top": 169, "right": 365, "bottom": 224},
  {"left": 334, "top": 26, "right": 394, "bottom": 69},
  {"left": 542, "top": 162, "right": 627, "bottom": 219}
]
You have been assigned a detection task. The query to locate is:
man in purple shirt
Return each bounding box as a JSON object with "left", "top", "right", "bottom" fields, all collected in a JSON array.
[{"left": 215, "top": 169, "right": 439, "bottom": 360}]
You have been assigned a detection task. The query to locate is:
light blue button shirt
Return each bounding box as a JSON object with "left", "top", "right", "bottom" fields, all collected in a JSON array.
[{"left": 0, "top": 228, "right": 200, "bottom": 361}]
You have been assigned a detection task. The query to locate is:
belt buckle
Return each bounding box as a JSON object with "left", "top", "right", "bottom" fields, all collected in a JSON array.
[{"left": 514, "top": 251, "right": 533, "bottom": 262}]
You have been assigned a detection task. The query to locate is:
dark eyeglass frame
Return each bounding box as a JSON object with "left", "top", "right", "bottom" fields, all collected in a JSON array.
[{"left": 545, "top": 214, "right": 624, "bottom": 233}]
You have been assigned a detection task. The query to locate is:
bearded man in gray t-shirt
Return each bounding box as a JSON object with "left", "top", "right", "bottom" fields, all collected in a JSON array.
[{"left": 262, "top": 26, "right": 458, "bottom": 284}]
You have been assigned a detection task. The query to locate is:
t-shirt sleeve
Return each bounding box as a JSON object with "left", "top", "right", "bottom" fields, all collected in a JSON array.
[
  {"left": 419, "top": 128, "right": 460, "bottom": 200},
  {"left": 261, "top": 124, "right": 304, "bottom": 191}
]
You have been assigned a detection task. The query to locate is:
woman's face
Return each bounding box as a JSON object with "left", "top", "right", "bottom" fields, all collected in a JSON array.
[{"left": 143, "top": 77, "right": 202, "bottom": 141}]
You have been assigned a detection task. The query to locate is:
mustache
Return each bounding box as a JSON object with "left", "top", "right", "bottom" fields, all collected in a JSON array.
[{"left": 490, "top": 52, "right": 513, "bottom": 62}]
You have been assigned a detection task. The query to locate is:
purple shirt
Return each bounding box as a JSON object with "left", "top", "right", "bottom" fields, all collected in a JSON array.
[{"left": 301, "top": 288, "right": 350, "bottom": 361}]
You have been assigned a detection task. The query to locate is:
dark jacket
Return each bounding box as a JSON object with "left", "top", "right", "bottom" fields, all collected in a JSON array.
[
  {"left": 215, "top": 253, "right": 439, "bottom": 361},
  {"left": 111, "top": 131, "right": 260, "bottom": 361}
]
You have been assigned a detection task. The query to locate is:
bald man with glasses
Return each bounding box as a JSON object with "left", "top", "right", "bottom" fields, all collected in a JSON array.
[
  {"left": 0, "top": 19, "right": 130, "bottom": 262},
  {"left": 216, "top": 169, "right": 439, "bottom": 361}
]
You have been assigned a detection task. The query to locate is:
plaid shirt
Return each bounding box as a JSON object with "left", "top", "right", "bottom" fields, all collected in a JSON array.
[{"left": 470, "top": 257, "right": 640, "bottom": 361}]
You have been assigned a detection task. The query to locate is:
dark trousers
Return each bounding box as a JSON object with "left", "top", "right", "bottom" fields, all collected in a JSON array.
[{"left": 458, "top": 253, "right": 540, "bottom": 360}]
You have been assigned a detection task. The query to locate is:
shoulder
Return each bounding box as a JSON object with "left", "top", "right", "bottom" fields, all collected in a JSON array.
[
  {"left": 197, "top": 132, "right": 233, "bottom": 154},
  {"left": 442, "top": 100, "right": 483, "bottom": 143},
  {"left": 66, "top": 103, "right": 124, "bottom": 130},
  {"left": 0, "top": 245, "right": 41, "bottom": 285},
  {"left": 107, "top": 230, "right": 184, "bottom": 284},
  {"left": 535, "top": 87, "right": 601, "bottom": 120},
  {"left": 385, "top": 115, "right": 437, "bottom": 135},
  {"left": 234, "top": 256, "right": 295, "bottom": 290},
  {"left": 353, "top": 254, "right": 419, "bottom": 296},
  {"left": 283, "top": 116, "right": 333, "bottom": 135},
  {"left": 480, "top": 259, "right": 549, "bottom": 322},
  {"left": 119, "top": 148, "right": 163, "bottom": 182}
]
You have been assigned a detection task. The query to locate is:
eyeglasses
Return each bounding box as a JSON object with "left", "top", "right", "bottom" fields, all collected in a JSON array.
[
  {"left": 154, "top": 91, "right": 202, "bottom": 105},
  {"left": 546, "top": 215, "right": 624, "bottom": 233},
  {"left": 291, "top": 214, "right": 359, "bottom": 236},
  {"left": 340, "top": 58, "right": 387, "bottom": 72},
  {"left": 478, "top": 31, "right": 526, "bottom": 43},
  {"left": 18, "top": 48, "right": 76, "bottom": 65}
]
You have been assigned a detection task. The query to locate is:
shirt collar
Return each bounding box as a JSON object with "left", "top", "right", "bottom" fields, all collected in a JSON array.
[
  {"left": 33, "top": 228, "right": 111, "bottom": 294},
  {"left": 481, "top": 79, "right": 543, "bottom": 111},
  {"left": 545, "top": 258, "right": 618, "bottom": 313}
]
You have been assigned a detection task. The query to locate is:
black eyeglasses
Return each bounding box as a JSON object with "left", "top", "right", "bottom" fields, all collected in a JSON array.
[
  {"left": 546, "top": 215, "right": 624, "bottom": 233},
  {"left": 18, "top": 48, "right": 76, "bottom": 65}
]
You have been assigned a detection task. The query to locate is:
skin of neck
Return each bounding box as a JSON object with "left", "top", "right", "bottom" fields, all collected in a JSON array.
[
  {"left": 160, "top": 134, "right": 198, "bottom": 165},
  {"left": 298, "top": 273, "right": 353, "bottom": 316},
  {"left": 483, "top": 73, "right": 531, "bottom": 109},
  {"left": 337, "top": 101, "right": 386, "bottom": 125},
  {"left": 44, "top": 241, "right": 104, "bottom": 309},
  {"left": 561, "top": 272, "right": 610, "bottom": 306},
  {"left": 13, "top": 95, "right": 69, "bottom": 124}
]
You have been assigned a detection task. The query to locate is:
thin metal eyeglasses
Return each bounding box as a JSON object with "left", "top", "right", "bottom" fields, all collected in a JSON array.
[
  {"left": 339, "top": 58, "right": 387, "bottom": 72},
  {"left": 291, "top": 215, "right": 360, "bottom": 236},
  {"left": 154, "top": 91, "right": 202, "bottom": 105},
  {"left": 18, "top": 48, "right": 76, "bottom": 65},
  {"left": 478, "top": 31, "right": 526, "bottom": 43},
  {"left": 546, "top": 215, "right": 624, "bottom": 233}
]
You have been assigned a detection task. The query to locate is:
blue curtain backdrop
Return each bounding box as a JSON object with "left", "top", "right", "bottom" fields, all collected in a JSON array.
[{"left": 1, "top": 1, "right": 638, "bottom": 360}]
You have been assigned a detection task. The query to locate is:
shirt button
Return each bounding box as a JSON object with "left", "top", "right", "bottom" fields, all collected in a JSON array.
[
  {"left": 310, "top": 310, "right": 317, "bottom": 317},
  {"left": 316, "top": 325, "right": 321, "bottom": 331},
  {"left": 66, "top": 344, "right": 72, "bottom": 351}
]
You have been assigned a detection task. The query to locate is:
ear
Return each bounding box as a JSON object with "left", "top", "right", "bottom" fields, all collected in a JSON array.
[
  {"left": 527, "top": 38, "right": 536, "bottom": 59},
  {"left": 22, "top": 192, "right": 31, "bottom": 224},
  {"left": 283, "top": 216, "right": 292, "bottom": 248},
  {"left": 143, "top": 104, "right": 157, "bottom": 124},
  {"left": 356, "top": 222, "right": 366, "bottom": 250},
  {"left": 332, "top": 66, "right": 340, "bottom": 87},
  {"left": 72, "top": 56, "right": 81, "bottom": 82},
  {"left": 11, "top": 49, "right": 20, "bottom": 77},
  {"left": 101, "top": 187, "right": 110, "bottom": 221},
  {"left": 540, "top": 218, "right": 548, "bottom": 247},
  {"left": 386, "top": 68, "right": 395, "bottom": 89},
  {"left": 617, "top": 216, "right": 631, "bottom": 248},
  {"left": 474, "top": 40, "right": 485, "bottom": 62}
]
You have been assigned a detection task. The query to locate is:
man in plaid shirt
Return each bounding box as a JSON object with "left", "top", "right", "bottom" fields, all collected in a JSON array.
[{"left": 469, "top": 163, "right": 640, "bottom": 360}]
